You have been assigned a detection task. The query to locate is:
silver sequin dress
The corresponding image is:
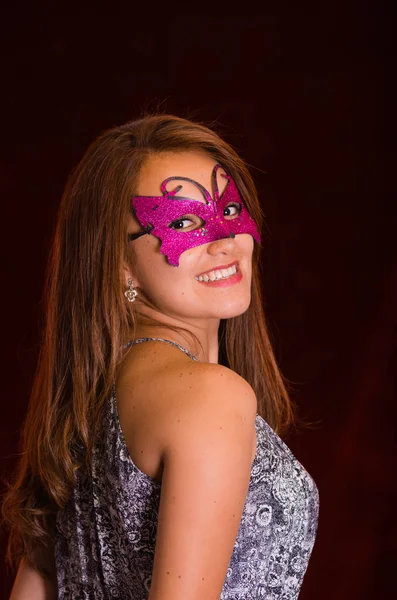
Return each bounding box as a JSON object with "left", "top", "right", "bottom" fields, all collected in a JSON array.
[{"left": 55, "top": 338, "right": 319, "bottom": 599}]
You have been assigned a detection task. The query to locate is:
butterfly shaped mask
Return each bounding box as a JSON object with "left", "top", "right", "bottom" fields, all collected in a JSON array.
[{"left": 130, "top": 164, "right": 261, "bottom": 266}]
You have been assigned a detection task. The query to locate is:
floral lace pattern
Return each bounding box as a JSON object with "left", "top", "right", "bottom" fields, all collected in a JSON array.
[
  {"left": 221, "top": 415, "right": 319, "bottom": 599},
  {"left": 55, "top": 339, "right": 319, "bottom": 599}
]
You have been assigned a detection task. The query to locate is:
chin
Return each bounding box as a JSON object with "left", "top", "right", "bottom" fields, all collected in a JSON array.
[{"left": 218, "top": 296, "right": 251, "bottom": 319}]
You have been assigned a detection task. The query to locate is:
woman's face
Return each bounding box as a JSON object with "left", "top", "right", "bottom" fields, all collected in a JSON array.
[{"left": 126, "top": 150, "right": 255, "bottom": 323}]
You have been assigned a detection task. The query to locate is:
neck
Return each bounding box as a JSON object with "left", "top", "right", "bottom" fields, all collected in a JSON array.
[{"left": 132, "top": 309, "right": 220, "bottom": 364}]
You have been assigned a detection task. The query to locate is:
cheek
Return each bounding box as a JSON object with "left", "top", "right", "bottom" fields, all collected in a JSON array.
[
  {"left": 132, "top": 237, "right": 162, "bottom": 278},
  {"left": 134, "top": 246, "right": 190, "bottom": 295},
  {"left": 234, "top": 234, "right": 254, "bottom": 262},
  {"left": 243, "top": 234, "right": 255, "bottom": 253},
  {"left": 246, "top": 239, "right": 255, "bottom": 265}
]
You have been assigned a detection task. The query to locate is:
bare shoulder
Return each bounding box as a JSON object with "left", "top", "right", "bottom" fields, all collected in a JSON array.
[
  {"left": 157, "top": 359, "right": 257, "bottom": 454},
  {"left": 118, "top": 340, "right": 257, "bottom": 442},
  {"left": 116, "top": 341, "right": 257, "bottom": 483}
]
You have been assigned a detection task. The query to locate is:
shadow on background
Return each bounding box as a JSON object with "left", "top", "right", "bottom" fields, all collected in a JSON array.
[{"left": 1, "top": 1, "right": 396, "bottom": 597}]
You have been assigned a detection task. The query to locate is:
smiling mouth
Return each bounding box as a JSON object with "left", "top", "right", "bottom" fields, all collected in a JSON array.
[{"left": 195, "top": 263, "right": 239, "bottom": 282}]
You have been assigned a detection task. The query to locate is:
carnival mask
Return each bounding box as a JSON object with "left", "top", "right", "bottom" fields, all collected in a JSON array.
[{"left": 130, "top": 164, "right": 261, "bottom": 266}]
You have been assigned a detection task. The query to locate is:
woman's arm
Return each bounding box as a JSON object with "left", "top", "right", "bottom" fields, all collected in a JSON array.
[
  {"left": 9, "top": 557, "right": 57, "bottom": 600},
  {"left": 147, "top": 363, "right": 257, "bottom": 600}
]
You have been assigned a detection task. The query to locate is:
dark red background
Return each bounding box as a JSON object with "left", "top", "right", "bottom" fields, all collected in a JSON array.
[{"left": 1, "top": 1, "right": 396, "bottom": 598}]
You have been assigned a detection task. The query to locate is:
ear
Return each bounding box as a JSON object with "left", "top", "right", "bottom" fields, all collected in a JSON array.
[
  {"left": 124, "top": 213, "right": 143, "bottom": 288},
  {"left": 123, "top": 261, "right": 140, "bottom": 289}
]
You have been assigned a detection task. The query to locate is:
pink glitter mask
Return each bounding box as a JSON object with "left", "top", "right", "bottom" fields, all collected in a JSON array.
[{"left": 130, "top": 164, "right": 261, "bottom": 266}]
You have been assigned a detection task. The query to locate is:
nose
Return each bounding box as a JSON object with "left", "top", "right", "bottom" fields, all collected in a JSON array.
[{"left": 206, "top": 232, "right": 237, "bottom": 255}]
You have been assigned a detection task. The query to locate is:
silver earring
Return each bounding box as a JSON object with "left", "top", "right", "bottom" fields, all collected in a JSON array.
[{"left": 124, "top": 279, "right": 138, "bottom": 303}]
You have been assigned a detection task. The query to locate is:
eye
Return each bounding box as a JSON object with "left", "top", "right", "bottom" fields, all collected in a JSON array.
[
  {"left": 224, "top": 202, "right": 242, "bottom": 219},
  {"left": 168, "top": 215, "right": 204, "bottom": 231},
  {"left": 169, "top": 218, "right": 194, "bottom": 230}
]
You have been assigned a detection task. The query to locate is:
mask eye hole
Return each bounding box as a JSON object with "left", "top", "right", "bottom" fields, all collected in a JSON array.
[
  {"left": 223, "top": 202, "right": 242, "bottom": 219},
  {"left": 168, "top": 214, "right": 205, "bottom": 231}
]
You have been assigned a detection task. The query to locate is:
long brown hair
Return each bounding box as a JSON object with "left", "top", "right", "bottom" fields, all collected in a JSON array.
[{"left": 1, "top": 114, "right": 295, "bottom": 576}]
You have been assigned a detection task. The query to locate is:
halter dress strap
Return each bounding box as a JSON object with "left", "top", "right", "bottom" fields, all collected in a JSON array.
[{"left": 123, "top": 337, "right": 200, "bottom": 362}]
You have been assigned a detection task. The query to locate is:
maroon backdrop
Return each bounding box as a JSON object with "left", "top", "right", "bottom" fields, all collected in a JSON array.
[{"left": 1, "top": 1, "right": 396, "bottom": 598}]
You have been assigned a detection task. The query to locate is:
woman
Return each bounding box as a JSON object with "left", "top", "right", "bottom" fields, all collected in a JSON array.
[{"left": 2, "top": 114, "right": 319, "bottom": 599}]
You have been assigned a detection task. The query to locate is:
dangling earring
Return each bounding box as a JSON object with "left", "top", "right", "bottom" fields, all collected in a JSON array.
[{"left": 124, "top": 279, "right": 138, "bottom": 303}]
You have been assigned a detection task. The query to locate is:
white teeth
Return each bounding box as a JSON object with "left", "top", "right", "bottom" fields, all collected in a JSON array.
[
  {"left": 196, "top": 264, "right": 238, "bottom": 282},
  {"left": 221, "top": 267, "right": 233, "bottom": 277}
]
